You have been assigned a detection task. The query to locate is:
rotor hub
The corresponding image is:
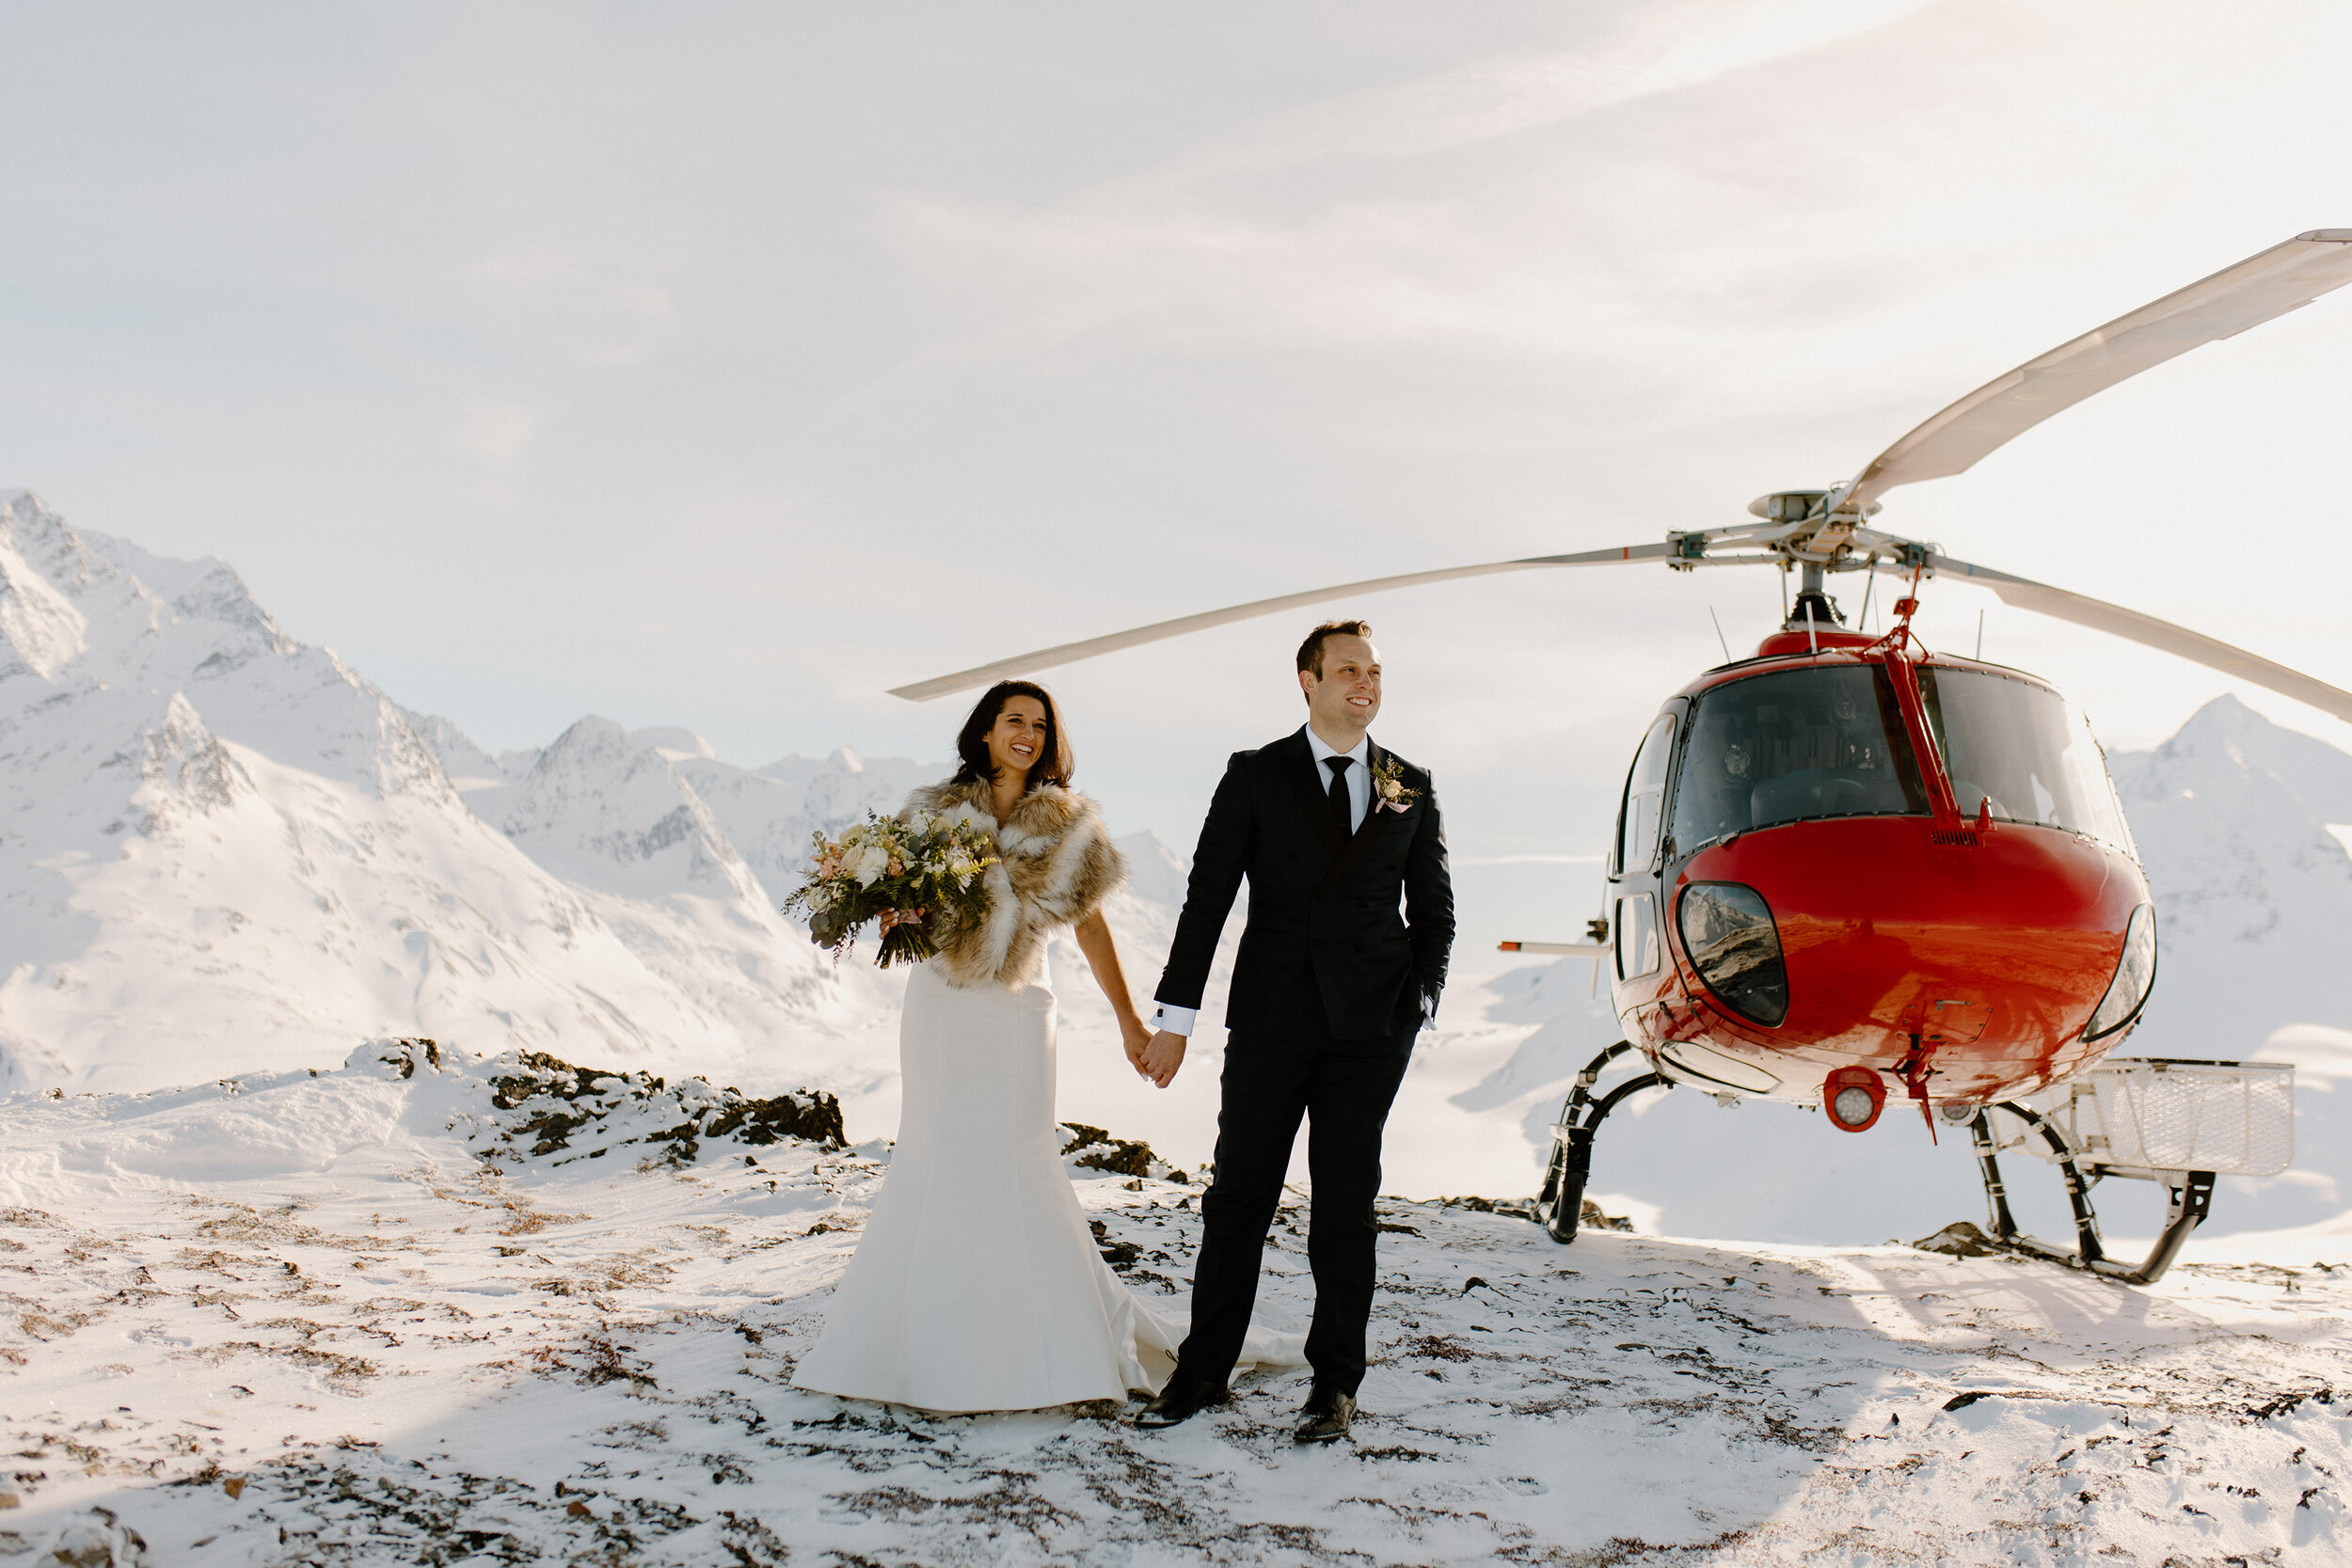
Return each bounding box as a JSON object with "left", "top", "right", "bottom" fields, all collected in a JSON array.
[{"left": 1784, "top": 559, "right": 1847, "bottom": 631}]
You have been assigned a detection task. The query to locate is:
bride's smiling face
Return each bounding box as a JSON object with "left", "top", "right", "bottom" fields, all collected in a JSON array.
[{"left": 985, "top": 696, "right": 1052, "bottom": 781}]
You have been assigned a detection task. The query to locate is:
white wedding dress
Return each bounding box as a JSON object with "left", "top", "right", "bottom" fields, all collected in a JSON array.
[{"left": 793, "top": 959, "right": 1305, "bottom": 1413}]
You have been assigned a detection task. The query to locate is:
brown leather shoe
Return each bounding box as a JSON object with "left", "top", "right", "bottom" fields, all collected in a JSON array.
[
  {"left": 1294, "top": 1384, "right": 1356, "bottom": 1443},
  {"left": 1135, "top": 1374, "right": 1229, "bottom": 1430}
]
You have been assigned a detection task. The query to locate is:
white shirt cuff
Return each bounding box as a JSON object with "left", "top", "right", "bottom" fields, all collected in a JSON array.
[{"left": 1151, "top": 1003, "right": 1198, "bottom": 1037}]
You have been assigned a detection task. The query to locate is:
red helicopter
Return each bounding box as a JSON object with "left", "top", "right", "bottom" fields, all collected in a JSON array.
[{"left": 895, "top": 230, "right": 2352, "bottom": 1284}]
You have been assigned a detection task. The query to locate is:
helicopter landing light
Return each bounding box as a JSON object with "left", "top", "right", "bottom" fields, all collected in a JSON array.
[{"left": 1824, "top": 1067, "right": 1887, "bottom": 1132}]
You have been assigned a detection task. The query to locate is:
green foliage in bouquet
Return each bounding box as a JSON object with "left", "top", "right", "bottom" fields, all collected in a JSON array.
[{"left": 783, "top": 809, "right": 1001, "bottom": 968}]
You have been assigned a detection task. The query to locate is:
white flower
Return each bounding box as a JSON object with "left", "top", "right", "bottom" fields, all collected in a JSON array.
[{"left": 850, "top": 843, "right": 892, "bottom": 887}]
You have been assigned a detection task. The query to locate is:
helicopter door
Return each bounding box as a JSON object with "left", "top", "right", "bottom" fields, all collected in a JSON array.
[{"left": 1609, "top": 710, "right": 1682, "bottom": 1017}]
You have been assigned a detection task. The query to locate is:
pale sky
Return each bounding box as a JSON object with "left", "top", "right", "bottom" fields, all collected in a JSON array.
[{"left": 5, "top": 1, "right": 2350, "bottom": 944}]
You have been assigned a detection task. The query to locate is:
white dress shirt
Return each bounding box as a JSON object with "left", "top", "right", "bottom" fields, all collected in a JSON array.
[
  {"left": 1152, "top": 728, "right": 1373, "bottom": 1038},
  {"left": 1306, "top": 726, "right": 1373, "bottom": 832}
]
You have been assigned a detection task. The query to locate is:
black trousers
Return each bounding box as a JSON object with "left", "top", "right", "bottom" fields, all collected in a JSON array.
[{"left": 1175, "top": 1024, "right": 1415, "bottom": 1396}]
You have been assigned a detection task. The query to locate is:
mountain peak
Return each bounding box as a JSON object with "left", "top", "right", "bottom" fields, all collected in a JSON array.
[
  {"left": 0, "top": 491, "right": 294, "bottom": 673},
  {"left": 0, "top": 528, "right": 89, "bottom": 681},
  {"left": 2176, "top": 690, "right": 2263, "bottom": 737},
  {"left": 539, "top": 713, "right": 632, "bottom": 759},
  {"left": 2121, "top": 693, "right": 2352, "bottom": 821},
  {"left": 1111, "top": 830, "right": 1190, "bottom": 907}
]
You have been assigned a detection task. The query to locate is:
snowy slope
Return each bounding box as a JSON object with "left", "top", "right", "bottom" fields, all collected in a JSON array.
[
  {"left": 0, "top": 1043, "right": 2344, "bottom": 1566},
  {"left": 0, "top": 491, "right": 1212, "bottom": 1148},
  {"left": 424, "top": 718, "right": 940, "bottom": 912},
  {"left": 0, "top": 493, "right": 874, "bottom": 1101},
  {"left": 2110, "top": 694, "right": 2352, "bottom": 1060}
]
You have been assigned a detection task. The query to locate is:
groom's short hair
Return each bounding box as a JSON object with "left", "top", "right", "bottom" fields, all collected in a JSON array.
[{"left": 1296, "top": 619, "right": 1373, "bottom": 679}]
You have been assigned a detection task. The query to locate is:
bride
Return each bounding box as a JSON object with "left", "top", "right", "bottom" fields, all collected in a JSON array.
[{"left": 791, "top": 680, "right": 1302, "bottom": 1414}]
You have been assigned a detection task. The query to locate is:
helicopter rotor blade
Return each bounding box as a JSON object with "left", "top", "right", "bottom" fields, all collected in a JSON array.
[
  {"left": 1930, "top": 553, "right": 2352, "bottom": 725},
  {"left": 887, "top": 542, "right": 1678, "bottom": 701},
  {"left": 1845, "top": 230, "right": 2352, "bottom": 513}
]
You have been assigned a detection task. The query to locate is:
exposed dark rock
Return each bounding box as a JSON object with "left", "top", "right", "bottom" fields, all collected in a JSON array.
[
  {"left": 1915, "top": 1220, "right": 1999, "bottom": 1258},
  {"left": 1058, "top": 1122, "right": 1184, "bottom": 1183},
  {"left": 1088, "top": 1219, "right": 1143, "bottom": 1270},
  {"left": 1580, "top": 1198, "right": 1634, "bottom": 1233},
  {"left": 475, "top": 1049, "right": 844, "bottom": 1166},
  {"left": 356, "top": 1037, "right": 443, "bottom": 1080}
]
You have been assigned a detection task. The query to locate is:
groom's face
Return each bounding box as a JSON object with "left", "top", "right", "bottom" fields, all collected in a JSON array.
[{"left": 1300, "top": 633, "right": 1381, "bottom": 732}]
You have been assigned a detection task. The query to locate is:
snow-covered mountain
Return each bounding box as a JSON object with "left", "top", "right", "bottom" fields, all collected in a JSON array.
[
  {"left": 2109, "top": 694, "right": 2352, "bottom": 1059},
  {"left": 0, "top": 492, "right": 1209, "bottom": 1147},
  {"left": 0, "top": 493, "right": 921, "bottom": 1103},
  {"left": 438, "top": 715, "right": 939, "bottom": 909}
]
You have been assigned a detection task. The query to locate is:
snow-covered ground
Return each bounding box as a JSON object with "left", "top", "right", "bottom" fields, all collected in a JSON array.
[{"left": 3, "top": 1042, "right": 2346, "bottom": 1566}]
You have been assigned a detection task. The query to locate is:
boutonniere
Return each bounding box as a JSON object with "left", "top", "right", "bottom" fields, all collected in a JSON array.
[{"left": 1372, "top": 756, "right": 1419, "bottom": 814}]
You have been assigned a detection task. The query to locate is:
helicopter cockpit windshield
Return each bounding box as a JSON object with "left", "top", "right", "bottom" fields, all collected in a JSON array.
[
  {"left": 1668, "top": 665, "right": 1928, "bottom": 853},
  {"left": 1917, "top": 668, "right": 2136, "bottom": 851}
]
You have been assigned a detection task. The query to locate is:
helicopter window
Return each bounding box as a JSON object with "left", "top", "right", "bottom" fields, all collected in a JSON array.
[
  {"left": 1916, "top": 669, "right": 2135, "bottom": 848},
  {"left": 1614, "top": 894, "right": 1661, "bottom": 979},
  {"left": 1667, "top": 664, "right": 1927, "bottom": 850},
  {"left": 1615, "top": 714, "right": 1678, "bottom": 872}
]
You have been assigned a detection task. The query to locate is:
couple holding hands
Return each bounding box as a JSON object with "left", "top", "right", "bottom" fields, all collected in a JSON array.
[{"left": 792, "top": 620, "right": 1454, "bottom": 1444}]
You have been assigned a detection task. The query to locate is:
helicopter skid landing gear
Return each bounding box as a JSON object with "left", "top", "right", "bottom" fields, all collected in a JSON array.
[
  {"left": 1959, "top": 1102, "right": 2216, "bottom": 1286},
  {"left": 1532, "top": 1040, "right": 1670, "bottom": 1243}
]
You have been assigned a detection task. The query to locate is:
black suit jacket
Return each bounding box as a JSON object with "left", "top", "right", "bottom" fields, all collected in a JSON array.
[{"left": 1154, "top": 727, "right": 1454, "bottom": 1040}]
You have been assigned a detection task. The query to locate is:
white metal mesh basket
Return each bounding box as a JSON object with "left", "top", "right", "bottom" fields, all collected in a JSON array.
[{"left": 1994, "top": 1057, "right": 2295, "bottom": 1177}]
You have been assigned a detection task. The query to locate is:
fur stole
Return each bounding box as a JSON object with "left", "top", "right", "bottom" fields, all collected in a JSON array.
[{"left": 900, "top": 777, "right": 1127, "bottom": 990}]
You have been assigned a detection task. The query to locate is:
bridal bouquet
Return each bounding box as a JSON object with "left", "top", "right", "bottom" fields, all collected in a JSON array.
[{"left": 784, "top": 810, "right": 999, "bottom": 968}]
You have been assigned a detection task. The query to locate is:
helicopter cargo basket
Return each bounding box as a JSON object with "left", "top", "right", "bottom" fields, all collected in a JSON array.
[
  {"left": 1958, "top": 1057, "right": 2296, "bottom": 1284},
  {"left": 1993, "top": 1057, "right": 2295, "bottom": 1179}
]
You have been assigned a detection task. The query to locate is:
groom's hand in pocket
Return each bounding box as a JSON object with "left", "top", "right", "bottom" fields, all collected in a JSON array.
[{"left": 1141, "top": 1030, "right": 1188, "bottom": 1088}]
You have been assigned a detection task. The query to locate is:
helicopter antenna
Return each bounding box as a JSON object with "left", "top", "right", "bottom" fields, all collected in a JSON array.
[
  {"left": 1708, "top": 607, "right": 1732, "bottom": 661},
  {"left": 1778, "top": 564, "right": 1789, "bottom": 623},
  {"left": 1858, "top": 559, "right": 1878, "bottom": 631},
  {"left": 1976, "top": 609, "right": 1986, "bottom": 659}
]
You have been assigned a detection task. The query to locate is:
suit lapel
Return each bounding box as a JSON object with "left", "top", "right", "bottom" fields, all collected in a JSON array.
[
  {"left": 1283, "top": 728, "right": 1350, "bottom": 856},
  {"left": 1349, "top": 740, "right": 1394, "bottom": 844}
]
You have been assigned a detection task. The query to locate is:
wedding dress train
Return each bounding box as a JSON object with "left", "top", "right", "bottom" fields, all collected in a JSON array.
[{"left": 793, "top": 962, "right": 1305, "bottom": 1413}]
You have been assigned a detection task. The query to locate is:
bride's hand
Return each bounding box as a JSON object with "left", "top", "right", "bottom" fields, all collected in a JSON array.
[
  {"left": 1120, "top": 1015, "right": 1153, "bottom": 1076},
  {"left": 1140, "top": 1029, "right": 1187, "bottom": 1089}
]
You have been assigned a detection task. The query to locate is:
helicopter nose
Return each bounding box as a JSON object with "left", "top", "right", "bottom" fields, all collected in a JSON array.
[{"left": 1675, "top": 816, "right": 2146, "bottom": 1098}]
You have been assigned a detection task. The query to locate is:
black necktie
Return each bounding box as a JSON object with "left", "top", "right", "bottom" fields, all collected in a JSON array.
[{"left": 1324, "top": 755, "right": 1353, "bottom": 834}]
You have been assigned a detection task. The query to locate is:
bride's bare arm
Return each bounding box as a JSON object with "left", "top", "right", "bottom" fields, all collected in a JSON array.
[{"left": 1073, "top": 911, "right": 1158, "bottom": 1080}]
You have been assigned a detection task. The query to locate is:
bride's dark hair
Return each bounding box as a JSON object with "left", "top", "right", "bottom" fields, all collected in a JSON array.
[{"left": 952, "top": 680, "right": 1073, "bottom": 791}]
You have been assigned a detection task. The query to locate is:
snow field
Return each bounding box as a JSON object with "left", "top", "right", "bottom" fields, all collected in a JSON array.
[{"left": 1, "top": 1044, "right": 2345, "bottom": 1565}]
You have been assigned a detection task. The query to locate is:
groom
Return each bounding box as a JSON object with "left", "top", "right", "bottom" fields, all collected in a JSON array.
[{"left": 1133, "top": 619, "right": 1454, "bottom": 1442}]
